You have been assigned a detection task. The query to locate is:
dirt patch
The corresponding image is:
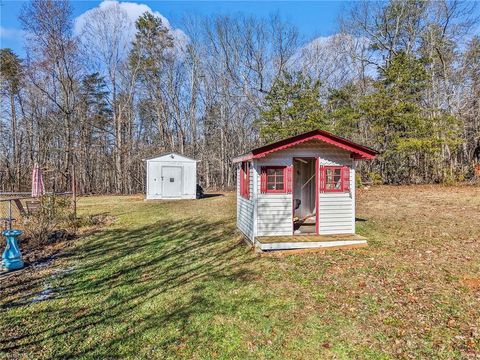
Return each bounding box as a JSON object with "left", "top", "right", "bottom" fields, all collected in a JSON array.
[
  {"left": 75, "top": 214, "right": 116, "bottom": 237},
  {"left": 1, "top": 213, "right": 116, "bottom": 270},
  {"left": 461, "top": 277, "right": 480, "bottom": 291},
  {"left": 1, "top": 213, "right": 115, "bottom": 310}
]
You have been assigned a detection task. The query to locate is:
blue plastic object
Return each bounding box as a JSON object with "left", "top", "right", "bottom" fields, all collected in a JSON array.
[{"left": 2, "top": 229, "right": 24, "bottom": 271}]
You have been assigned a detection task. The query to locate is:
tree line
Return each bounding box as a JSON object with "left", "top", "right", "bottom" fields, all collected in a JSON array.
[{"left": 1, "top": 0, "right": 479, "bottom": 194}]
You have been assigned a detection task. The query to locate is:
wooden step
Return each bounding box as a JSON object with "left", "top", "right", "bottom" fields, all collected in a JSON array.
[{"left": 254, "top": 233, "right": 368, "bottom": 252}]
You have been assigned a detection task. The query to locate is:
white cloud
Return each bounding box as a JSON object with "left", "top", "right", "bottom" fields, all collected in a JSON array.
[
  {"left": 0, "top": 26, "right": 25, "bottom": 40},
  {"left": 74, "top": 0, "right": 189, "bottom": 51},
  {"left": 288, "top": 33, "right": 377, "bottom": 86},
  {"left": 292, "top": 33, "right": 370, "bottom": 64}
]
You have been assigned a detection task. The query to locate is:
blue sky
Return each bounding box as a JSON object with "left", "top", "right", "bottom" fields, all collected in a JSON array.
[{"left": 0, "top": 0, "right": 348, "bottom": 56}]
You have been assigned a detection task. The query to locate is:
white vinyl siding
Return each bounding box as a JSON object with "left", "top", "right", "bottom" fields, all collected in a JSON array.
[
  {"left": 319, "top": 148, "right": 355, "bottom": 235},
  {"left": 236, "top": 165, "right": 254, "bottom": 241},
  {"left": 256, "top": 156, "right": 292, "bottom": 236},
  {"left": 257, "top": 194, "right": 292, "bottom": 236},
  {"left": 235, "top": 141, "right": 357, "bottom": 239}
]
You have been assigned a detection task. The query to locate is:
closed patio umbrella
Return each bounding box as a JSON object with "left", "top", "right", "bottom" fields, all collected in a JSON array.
[{"left": 31, "top": 163, "right": 45, "bottom": 197}]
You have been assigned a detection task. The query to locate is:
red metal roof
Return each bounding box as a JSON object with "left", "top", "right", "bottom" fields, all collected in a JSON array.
[{"left": 232, "top": 130, "right": 378, "bottom": 163}]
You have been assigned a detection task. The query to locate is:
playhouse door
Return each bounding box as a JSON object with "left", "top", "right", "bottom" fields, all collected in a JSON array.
[{"left": 162, "top": 166, "right": 183, "bottom": 197}]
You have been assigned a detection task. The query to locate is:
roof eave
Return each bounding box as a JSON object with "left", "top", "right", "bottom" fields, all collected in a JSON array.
[
  {"left": 232, "top": 153, "right": 254, "bottom": 164},
  {"left": 143, "top": 152, "right": 199, "bottom": 162},
  {"left": 252, "top": 134, "right": 377, "bottom": 160},
  {"left": 232, "top": 130, "right": 378, "bottom": 164},
  {"left": 351, "top": 153, "right": 377, "bottom": 160}
]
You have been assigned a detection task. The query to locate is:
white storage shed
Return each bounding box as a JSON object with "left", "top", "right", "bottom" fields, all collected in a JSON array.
[{"left": 145, "top": 153, "right": 198, "bottom": 200}]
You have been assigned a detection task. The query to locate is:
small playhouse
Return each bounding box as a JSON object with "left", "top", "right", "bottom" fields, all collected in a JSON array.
[
  {"left": 233, "top": 130, "right": 377, "bottom": 251},
  {"left": 145, "top": 152, "right": 198, "bottom": 200}
]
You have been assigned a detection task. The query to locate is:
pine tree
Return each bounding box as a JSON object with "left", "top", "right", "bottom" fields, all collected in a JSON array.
[
  {"left": 360, "top": 52, "right": 460, "bottom": 183},
  {"left": 130, "top": 12, "right": 174, "bottom": 79},
  {"left": 327, "top": 84, "right": 361, "bottom": 138},
  {"left": 256, "top": 71, "right": 328, "bottom": 143}
]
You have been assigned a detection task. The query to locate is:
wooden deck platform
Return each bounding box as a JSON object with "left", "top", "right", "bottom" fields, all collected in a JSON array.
[{"left": 255, "top": 234, "right": 367, "bottom": 252}]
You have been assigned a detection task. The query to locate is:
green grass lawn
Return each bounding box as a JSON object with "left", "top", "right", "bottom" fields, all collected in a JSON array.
[{"left": 1, "top": 186, "right": 480, "bottom": 359}]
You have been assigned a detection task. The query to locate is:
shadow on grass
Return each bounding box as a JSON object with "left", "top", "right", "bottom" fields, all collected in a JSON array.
[
  {"left": 200, "top": 193, "right": 224, "bottom": 199},
  {"left": 0, "top": 216, "right": 258, "bottom": 358}
]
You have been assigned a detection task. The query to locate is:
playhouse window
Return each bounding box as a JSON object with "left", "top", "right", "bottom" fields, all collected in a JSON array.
[
  {"left": 240, "top": 161, "right": 250, "bottom": 199},
  {"left": 266, "top": 167, "right": 285, "bottom": 192},
  {"left": 324, "top": 166, "right": 343, "bottom": 191}
]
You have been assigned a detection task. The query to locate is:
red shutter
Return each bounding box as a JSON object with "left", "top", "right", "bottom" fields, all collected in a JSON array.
[
  {"left": 245, "top": 164, "right": 250, "bottom": 199},
  {"left": 260, "top": 167, "right": 267, "bottom": 194},
  {"left": 343, "top": 166, "right": 350, "bottom": 192},
  {"left": 286, "top": 165, "right": 293, "bottom": 193},
  {"left": 319, "top": 165, "right": 325, "bottom": 193},
  {"left": 239, "top": 164, "right": 244, "bottom": 196}
]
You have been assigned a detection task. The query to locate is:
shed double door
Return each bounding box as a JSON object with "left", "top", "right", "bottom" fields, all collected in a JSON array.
[
  {"left": 150, "top": 163, "right": 162, "bottom": 195},
  {"left": 162, "top": 166, "right": 183, "bottom": 197}
]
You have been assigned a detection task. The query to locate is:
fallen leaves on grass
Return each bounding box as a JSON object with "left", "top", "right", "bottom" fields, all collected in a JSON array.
[{"left": 461, "top": 277, "right": 480, "bottom": 291}]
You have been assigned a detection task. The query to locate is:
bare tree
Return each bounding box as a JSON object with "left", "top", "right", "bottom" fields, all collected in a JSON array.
[
  {"left": 1, "top": 0, "right": 479, "bottom": 193},
  {"left": 20, "top": 0, "right": 80, "bottom": 190}
]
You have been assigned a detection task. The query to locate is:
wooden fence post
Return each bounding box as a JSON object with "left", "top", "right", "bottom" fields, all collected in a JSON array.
[{"left": 72, "top": 165, "right": 77, "bottom": 219}]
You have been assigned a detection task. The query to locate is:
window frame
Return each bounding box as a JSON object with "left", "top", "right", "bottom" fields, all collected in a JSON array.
[
  {"left": 264, "top": 166, "right": 287, "bottom": 193},
  {"left": 323, "top": 166, "right": 344, "bottom": 192}
]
